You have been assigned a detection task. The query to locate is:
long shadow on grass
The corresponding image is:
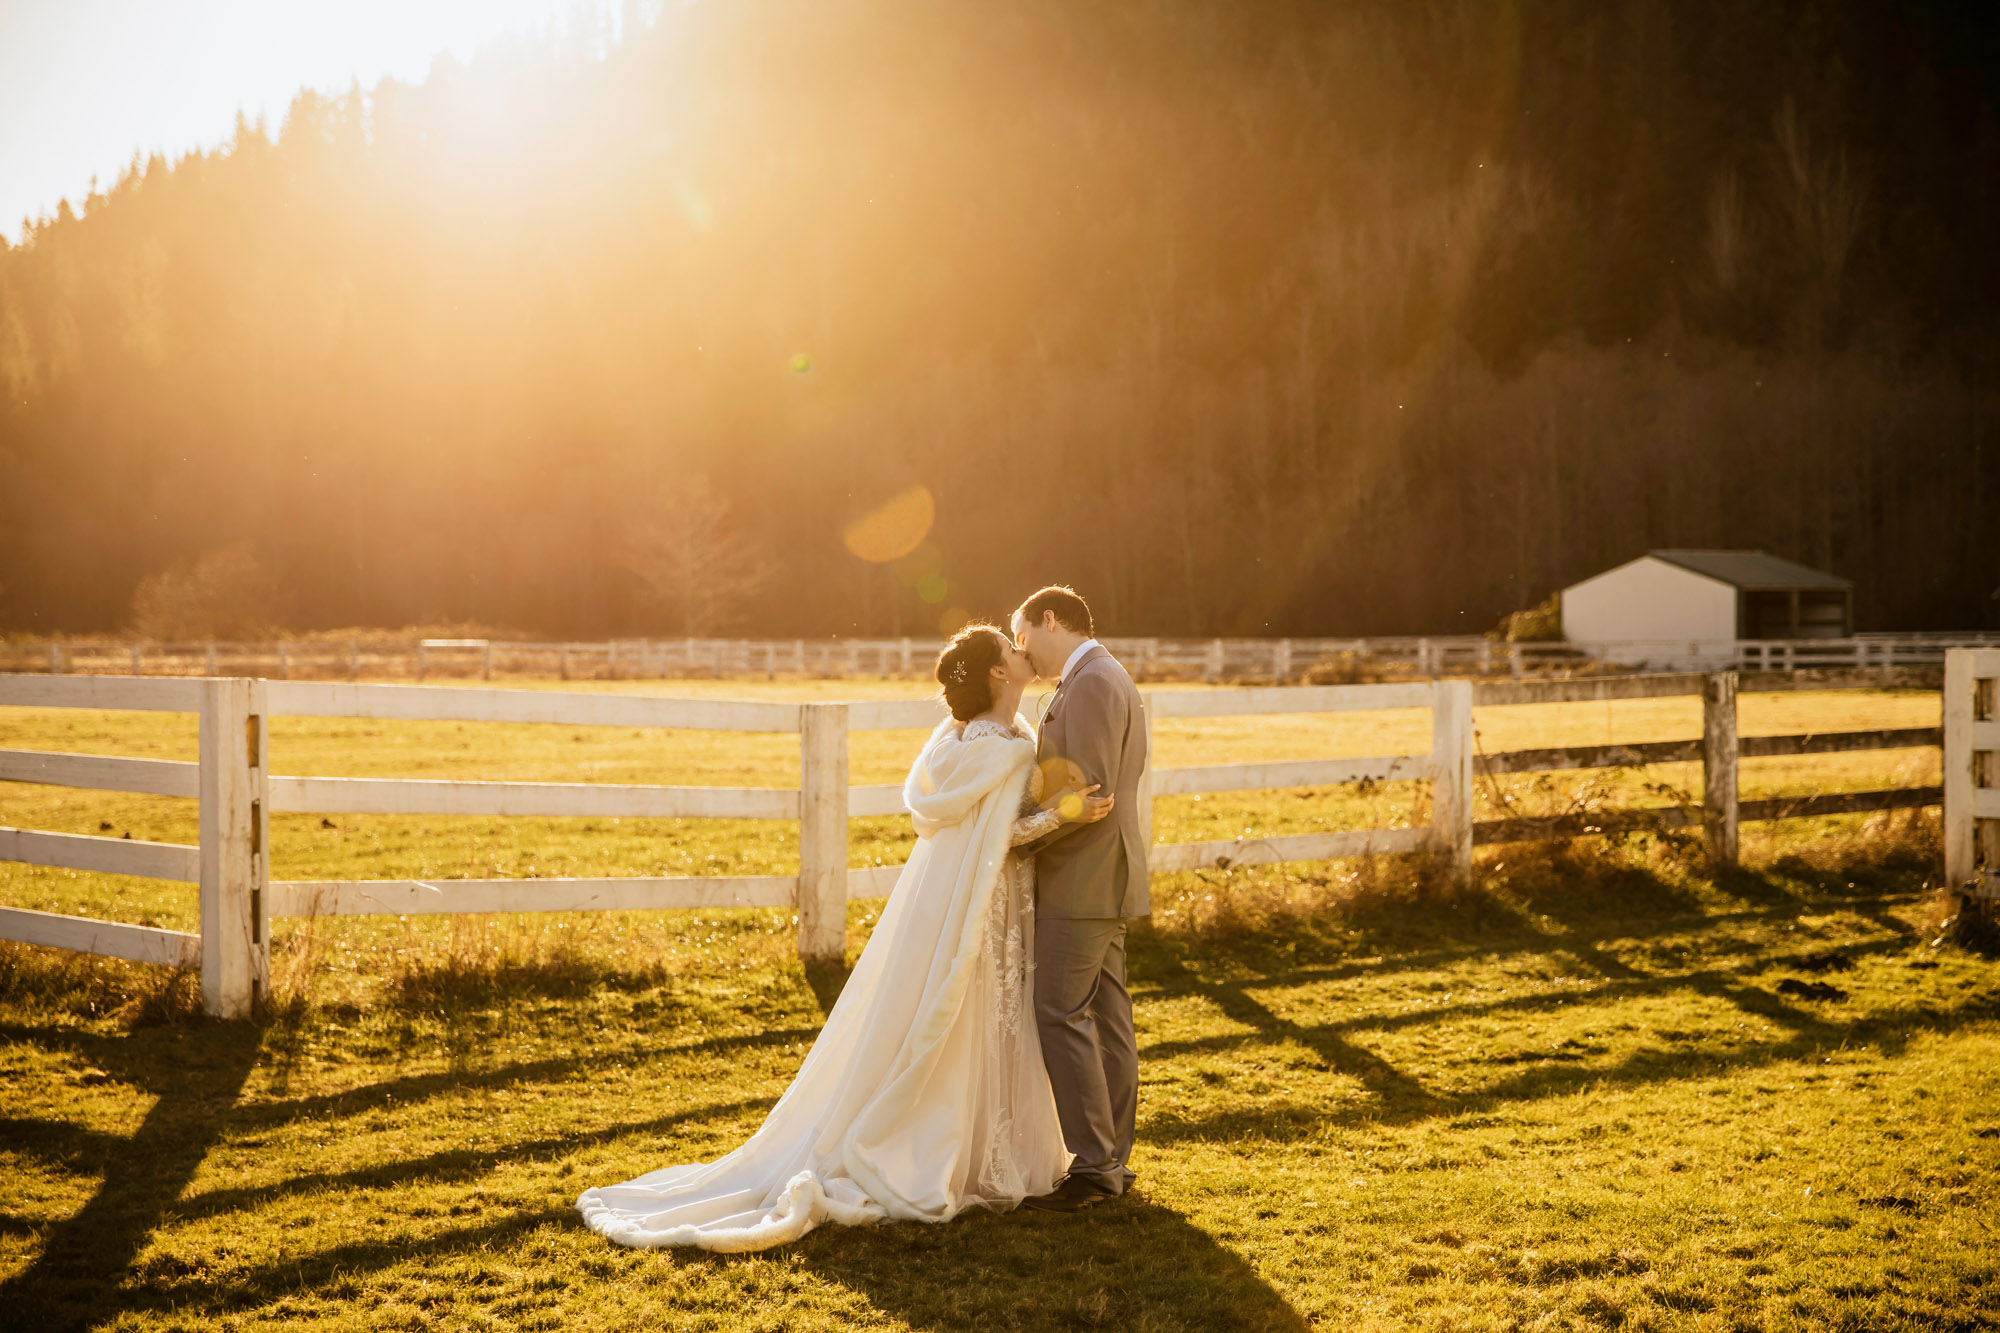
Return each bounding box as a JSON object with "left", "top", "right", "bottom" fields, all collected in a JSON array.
[
  {"left": 1140, "top": 977, "right": 1999, "bottom": 1146},
  {"left": 0, "top": 1021, "right": 263, "bottom": 1331},
  {"left": 786, "top": 1194, "right": 1311, "bottom": 1331},
  {"left": 0, "top": 1015, "right": 817, "bottom": 1135},
  {"left": 1129, "top": 867, "right": 1894, "bottom": 1014},
  {"left": 1126, "top": 867, "right": 1990, "bottom": 1146},
  {"left": 166, "top": 1094, "right": 777, "bottom": 1225},
  {"left": 113, "top": 1207, "right": 576, "bottom": 1320},
  {"left": 231, "top": 1021, "right": 819, "bottom": 1132}
]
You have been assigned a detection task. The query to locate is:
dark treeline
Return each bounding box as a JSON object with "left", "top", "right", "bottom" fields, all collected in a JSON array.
[{"left": 2, "top": 0, "right": 1996, "bottom": 638}]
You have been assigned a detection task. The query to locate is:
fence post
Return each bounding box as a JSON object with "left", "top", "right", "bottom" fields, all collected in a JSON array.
[
  {"left": 206, "top": 643, "right": 217, "bottom": 675},
  {"left": 798, "top": 702, "right": 850, "bottom": 961},
  {"left": 1430, "top": 680, "right": 1473, "bottom": 887},
  {"left": 1944, "top": 649, "right": 1974, "bottom": 890},
  {"left": 130, "top": 644, "right": 142, "bottom": 675},
  {"left": 199, "top": 678, "right": 267, "bottom": 1018},
  {"left": 1275, "top": 639, "right": 1293, "bottom": 683},
  {"left": 1943, "top": 646, "right": 2000, "bottom": 912},
  {"left": 1205, "top": 639, "right": 1224, "bottom": 683},
  {"left": 1137, "top": 692, "right": 1157, "bottom": 858},
  {"left": 1702, "top": 671, "right": 1740, "bottom": 867},
  {"left": 483, "top": 641, "right": 494, "bottom": 680},
  {"left": 900, "top": 638, "right": 913, "bottom": 676}
]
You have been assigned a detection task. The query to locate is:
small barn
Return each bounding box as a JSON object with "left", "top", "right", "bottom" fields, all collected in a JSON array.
[{"left": 1561, "top": 550, "right": 1854, "bottom": 644}]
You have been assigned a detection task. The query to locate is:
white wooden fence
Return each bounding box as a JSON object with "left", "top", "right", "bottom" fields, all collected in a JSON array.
[
  {"left": 8, "top": 632, "right": 1998, "bottom": 683},
  {"left": 0, "top": 668, "right": 1954, "bottom": 1016},
  {"left": 1944, "top": 647, "right": 2000, "bottom": 909}
]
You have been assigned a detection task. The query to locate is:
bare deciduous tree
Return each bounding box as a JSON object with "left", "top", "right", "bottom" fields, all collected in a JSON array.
[
  {"left": 128, "top": 543, "right": 277, "bottom": 640},
  {"left": 618, "top": 475, "right": 776, "bottom": 638}
]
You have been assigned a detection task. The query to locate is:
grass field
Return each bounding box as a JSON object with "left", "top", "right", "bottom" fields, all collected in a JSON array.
[{"left": 4, "top": 680, "right": 1994, "bottom": 1330}]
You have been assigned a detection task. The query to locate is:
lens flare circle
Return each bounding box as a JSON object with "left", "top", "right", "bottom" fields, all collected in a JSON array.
[{"left": 843, "top": 485, "right": 936, "bottom": 563}]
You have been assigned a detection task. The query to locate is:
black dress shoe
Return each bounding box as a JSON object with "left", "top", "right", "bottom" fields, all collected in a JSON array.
[{"left": 1023, "top": 1175, "right": 1115, "bottom": 1213}]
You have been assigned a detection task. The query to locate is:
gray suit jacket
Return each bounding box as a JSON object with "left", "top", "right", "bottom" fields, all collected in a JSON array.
[{"left": 1032, "top": 644, "right": 1150, "bottom": 919}]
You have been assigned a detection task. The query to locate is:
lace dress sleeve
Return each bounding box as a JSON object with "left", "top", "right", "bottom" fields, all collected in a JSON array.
[
  {"left": 1009, "top": 754, "right": 1060, "bottom": 847},
  {"left": 954, "top": 719, "right": 1054, "bottom": 846},
  {"left": 1009, "top": 806, "right": 1063, "bottom": 848}
]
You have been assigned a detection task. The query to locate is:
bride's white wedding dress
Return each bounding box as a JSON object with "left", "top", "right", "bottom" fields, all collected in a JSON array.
[{"left": 575, "top": 714, "right": 1069, "bottom": 1252}]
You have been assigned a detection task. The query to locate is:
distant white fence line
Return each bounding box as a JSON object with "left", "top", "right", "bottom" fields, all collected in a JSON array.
[
  {"left": 0, "top": 659, "right": 1974, "bottom": 1017},
  {"left": 6, "top": 632, "right": 1999, "bottom": 683}
]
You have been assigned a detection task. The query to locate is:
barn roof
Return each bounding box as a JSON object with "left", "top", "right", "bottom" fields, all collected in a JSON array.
[{"left": 1647, "top": 550, "right": 1852, "bottom": 590}]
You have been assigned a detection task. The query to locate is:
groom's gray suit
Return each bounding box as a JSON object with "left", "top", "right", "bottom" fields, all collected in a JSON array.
[{"left": 1030, "top": 642, "right": 1148, "bottom": 1195}]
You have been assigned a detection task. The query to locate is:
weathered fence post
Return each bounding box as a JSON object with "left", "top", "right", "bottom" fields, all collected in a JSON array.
[
  {"left": 348, "top": 640, "right": 360, "bottom": 681},
  {"left": 1205, "top": 639, "right": 1225, "bottom": 683},
  {"left": 199, "top": 677, "right": 268, "bottom": 1018},
  {"left": 130, "top": 644, "right": 142, "bottom": 674},
  {"left": 1944, "top": 649, "right": 1973, "bottom": 890},
  {"left": 798, "top": 702, "right": 850, "bottom": 961},
  {"left": 1944, "top": 648, "right": 2000, "bottom": 907},
  {"left": 1702, "top": 671, "right": 1740, "bottom": 867},
  {"left": 206, "top": 643, "right": 217, "bottom": 675},
  {"left": 482, "top": 641, "right": 494, "bottom": 680},
  {"left": 900, "top": 638, "right": 913, "bottom": 677},
  {"left": 1274, "top": 639, "right": 1293, "bottom": 684},
  {"left": 1137, "top": 692, "right": 1157, "bottom": 859},
  {"left": 417, "top": 642, "right": 428, "bottom": 681},
  {"left": 1430, "top": 679, "right": 1474, "bottom": 887}
]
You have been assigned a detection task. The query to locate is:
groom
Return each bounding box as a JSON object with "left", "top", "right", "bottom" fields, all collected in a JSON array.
[{"left": 1010, "top": 586, "right": 1149, "bottom": 1213}]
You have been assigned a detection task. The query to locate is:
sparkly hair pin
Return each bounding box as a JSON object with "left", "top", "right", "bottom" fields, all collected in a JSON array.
[{"left": 949, "top": 660, "right": 968, "bottom": 684}]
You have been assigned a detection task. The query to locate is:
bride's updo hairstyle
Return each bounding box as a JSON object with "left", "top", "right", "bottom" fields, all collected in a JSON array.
[{"left": 934, "top": 623, "right": 1008, "bottom": 723}]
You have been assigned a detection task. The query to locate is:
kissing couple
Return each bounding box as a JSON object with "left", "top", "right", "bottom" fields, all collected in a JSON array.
[{"left": 578, "top": 585, "right": 1150, "bottom": 1250}]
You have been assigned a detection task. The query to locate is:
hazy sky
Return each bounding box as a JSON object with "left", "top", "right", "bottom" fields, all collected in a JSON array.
[{"left": 0, "top": 0, "right": 618, "bottom": 242}]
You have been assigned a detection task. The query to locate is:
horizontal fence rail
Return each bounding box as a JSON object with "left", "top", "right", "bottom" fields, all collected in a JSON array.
[
  {"left": 2, "top": 664, "right": 1962, "bottom": 1016},
  {"left": 0, "top": 824, "right": 201, "bottom": 882},
  {"left": 0, "top": 905, "right": 199, "bottom": 967},
  {"left": 8, "top": 633, "right": 1998, "bottom": 684}
]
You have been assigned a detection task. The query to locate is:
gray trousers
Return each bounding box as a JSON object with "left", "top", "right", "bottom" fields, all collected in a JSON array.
[{"left": 1033, "top": 917, "right": 1137, "bottom": 1193}]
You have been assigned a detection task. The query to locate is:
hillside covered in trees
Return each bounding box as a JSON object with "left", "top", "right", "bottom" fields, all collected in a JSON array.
[{"left": 2, "top": 0, "right": 1995, "bottom": 638}]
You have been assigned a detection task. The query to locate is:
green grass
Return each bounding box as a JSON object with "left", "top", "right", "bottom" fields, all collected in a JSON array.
[{"left": 3, "top": 682, "right": 1993, "bottom": 1329}]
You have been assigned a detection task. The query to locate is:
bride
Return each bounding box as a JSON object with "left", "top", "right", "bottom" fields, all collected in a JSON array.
[{"left": 576, "top": 623, "right": 1114, "bottom": 1251}]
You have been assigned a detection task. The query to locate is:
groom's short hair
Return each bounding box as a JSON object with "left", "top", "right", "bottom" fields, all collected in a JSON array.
[{"left": 1016, "top": 585, "right": 1093, "bottom": 637}]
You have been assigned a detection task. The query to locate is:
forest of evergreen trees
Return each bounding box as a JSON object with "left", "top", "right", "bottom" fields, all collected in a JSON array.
[{"left": 1, "top": 0, "right": 1995, "bottom": 638}]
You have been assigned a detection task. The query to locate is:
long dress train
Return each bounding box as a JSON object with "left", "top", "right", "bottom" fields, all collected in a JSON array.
[{"left": 575, "top": 715, "right": 1067, "bottom": 1251}]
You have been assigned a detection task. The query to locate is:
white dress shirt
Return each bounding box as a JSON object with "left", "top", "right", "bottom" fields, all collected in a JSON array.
[{"left": 1058, "top": 638, "right": 1101, "bottom": 682}]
